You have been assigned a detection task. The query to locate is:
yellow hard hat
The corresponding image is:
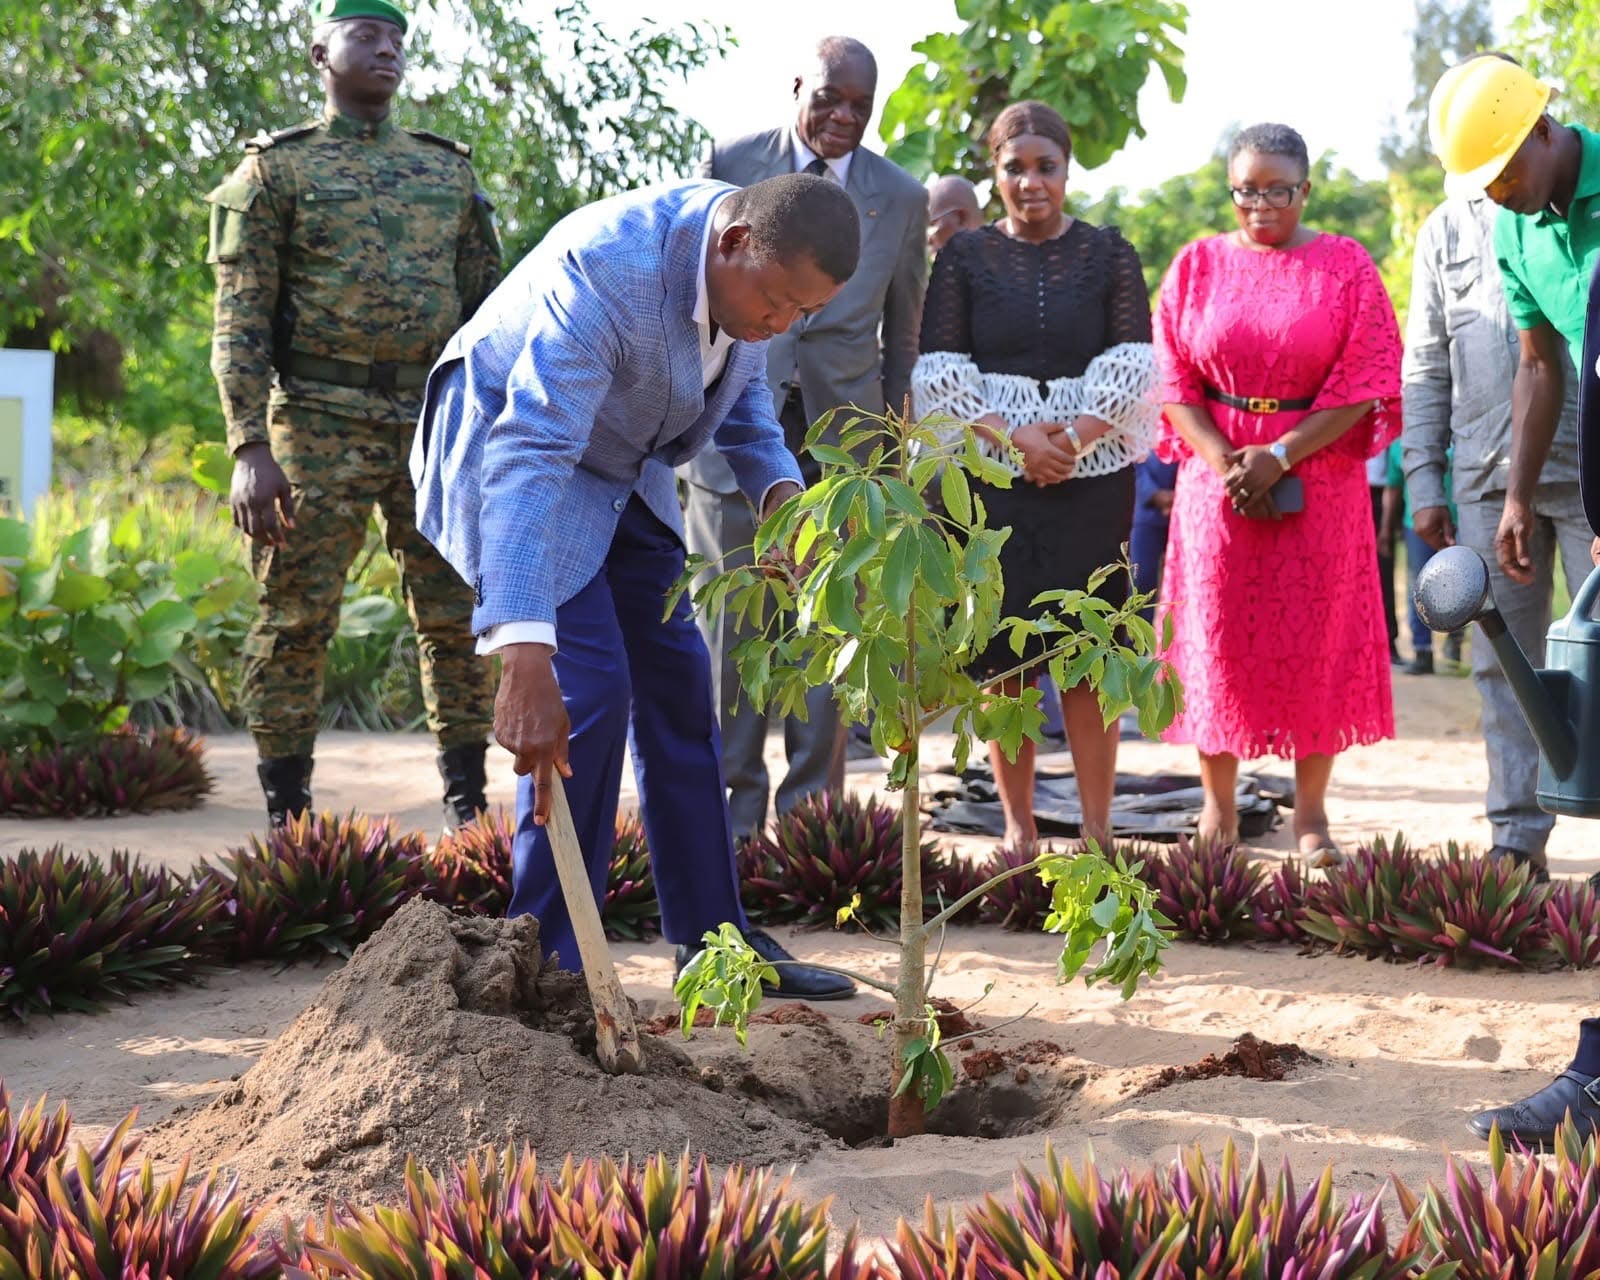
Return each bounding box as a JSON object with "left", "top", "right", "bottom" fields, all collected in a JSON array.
[{"left": 1428, "top": 56, "right": 1553, "bottom": 196}]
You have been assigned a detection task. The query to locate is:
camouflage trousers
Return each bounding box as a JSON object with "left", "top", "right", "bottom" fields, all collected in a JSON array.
[{"left": 240, "top": 402, "right": 494, "bottom": 758}]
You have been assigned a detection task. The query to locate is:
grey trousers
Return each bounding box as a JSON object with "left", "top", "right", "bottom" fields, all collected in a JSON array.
[
  {"left": 681, "top": 480, "right": 844, "bottom": 841},
  {"left": 1454, "top": 484, "right": 1594, "bottom": 859}
]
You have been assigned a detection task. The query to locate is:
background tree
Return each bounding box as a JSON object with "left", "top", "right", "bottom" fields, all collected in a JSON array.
[
  {"left": 1514, "top": 0, "right": 1600, "bottom": 126},
  {"left": 1378, "top": 0, "right": 1493, "bottom": 322},
  {"left": 0, "top": 1, "right": 725, "bottom": 461},
  {"left": 1077, "top": 147, "right": 1392, "bottom": 303},
  {"left": 1381, "top": 0, "right": 1494, "bottom": 176},
  {"left": 878, "top": 0, "right": 1188, "bottom": 182}
]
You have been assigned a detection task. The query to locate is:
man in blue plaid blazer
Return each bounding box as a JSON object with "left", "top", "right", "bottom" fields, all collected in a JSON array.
[{"left": 411, "top": 174, "right": 861, "bottom": 998}]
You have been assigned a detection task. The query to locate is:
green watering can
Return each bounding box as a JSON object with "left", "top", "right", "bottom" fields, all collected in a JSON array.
[
  {"left": 1412, "top": 261, "right": 1600, "bottom": 816},
  {"left": 1415, "top": 546, "right": 1597, "bottom": 815}
]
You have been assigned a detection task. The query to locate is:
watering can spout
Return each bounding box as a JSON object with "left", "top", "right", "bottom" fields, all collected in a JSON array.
[{"left": 1414, "top": 546, "right": 1579, "bottom": 781}]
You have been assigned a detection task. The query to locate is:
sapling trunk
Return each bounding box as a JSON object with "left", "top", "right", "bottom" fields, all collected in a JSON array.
[{"left": 888, "top": 580, "right": 927, "bottom": 1139}]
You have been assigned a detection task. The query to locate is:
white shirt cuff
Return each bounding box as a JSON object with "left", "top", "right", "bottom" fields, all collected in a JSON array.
[{"left": 476, "top": 621, "right": 558, "bottom": 655}]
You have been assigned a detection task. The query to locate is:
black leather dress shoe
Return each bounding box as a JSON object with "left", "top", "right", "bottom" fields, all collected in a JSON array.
[
  {"left": 675, "top": 926, "right": 855, "bottom": 1001},
  {"left": 1488, "top": 844, "right": 1550, "bottom": 885},
  {"left": 1469, "top": 1070, "right": 1600, "bottom": 1147}
]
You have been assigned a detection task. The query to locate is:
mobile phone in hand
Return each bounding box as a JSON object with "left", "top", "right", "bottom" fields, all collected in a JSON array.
[{"left": 1269, "top": 474, "right": 1304, "bottom": 514}]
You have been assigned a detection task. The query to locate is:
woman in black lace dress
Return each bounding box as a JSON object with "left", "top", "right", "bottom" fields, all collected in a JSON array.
[{"left": 912, "top": 100, "right": 1157, "bottom": 851}]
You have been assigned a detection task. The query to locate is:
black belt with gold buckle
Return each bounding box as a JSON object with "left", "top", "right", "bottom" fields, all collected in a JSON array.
[{"left": 1205, "top": 388, "right": 1315, "bottom": 414}]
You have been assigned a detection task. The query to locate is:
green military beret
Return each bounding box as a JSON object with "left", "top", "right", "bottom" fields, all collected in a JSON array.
[{"left": 313, "top": 0, "right": 406, "bottom": 33}]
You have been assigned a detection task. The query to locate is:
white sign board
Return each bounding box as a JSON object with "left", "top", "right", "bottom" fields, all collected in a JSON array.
[{"left": 0, "top": 350, "right": 54, "bottom": 518}]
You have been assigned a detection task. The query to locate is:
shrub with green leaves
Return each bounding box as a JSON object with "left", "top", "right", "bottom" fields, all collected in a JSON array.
[
  {"left": 425, "top": 808, "right": 515, "bottom": 916},
  {"left": 34, "top": 473, "right": 432, "bottom": 734},
  {"left": 893, "top": 1140, "right": 1441, "bottom": 1280},
  {"left": 0, "top": 1084, "right": 77, "bottom": 1200},
  {"left": 1539, "top": 881, "right": 1600, "bottom": 969},
  {"left": 28, "top": 483, "right": 257, "bottom": 733},
  {"left": 289, "top": 1147, "right": 876, "bottom": 1280},
  {"left": 1142, "top": 835, "right": 1264, "bottom": 944},
  {"left": 1300, "top": 834, "right": 1422, "bottom": 959},
  {"left": 604, "top": 812, "right": 661, "bottom": 941},
  {"left": 200, "top": 811, "right": 427, "bottom": 963},
  {"left": 0, "top": 847, "right": 221, "bottom": 1022},
  {"left": 1401, "top": 1119, "right": 1600, "bottom": 1279},
  {"left": 1385, "top": 843, "right": 1544, "bottom": 968},
  {"left": 0, "top": 1109, "right": 276, "bottom": 1279},
  {"left": 0, "top": 514, "right": 237, "bottom": 754},
  {"left": 974, "top": 843, "right": 1056, "bottom": 932},
  {"left": 0, "top": 724, "right": 212, "bottom": 818},
  {"left": 1251, "top": 856, "right": 1309, "bottom": 944},
  {"left": 673, "top": 404, "right": 1179, "bottom": 1137},
  {"left": 426, "top": 808, "right": 661, "bottom": 941},
  {"left": 737, "top": 790, "right": 972, "bottom": 933}
]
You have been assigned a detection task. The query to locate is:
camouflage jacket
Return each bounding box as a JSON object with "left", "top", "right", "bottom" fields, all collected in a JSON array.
[{"left": 205, "top": 106, "right": 501, "bottom": 450}]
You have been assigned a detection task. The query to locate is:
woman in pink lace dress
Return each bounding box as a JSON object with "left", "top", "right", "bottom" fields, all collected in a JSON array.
[{"left": 1153, "top": 123, "right": 1402, "bottom": 862}]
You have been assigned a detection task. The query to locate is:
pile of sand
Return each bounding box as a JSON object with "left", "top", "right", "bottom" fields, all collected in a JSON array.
[
  {"left": 148, "top": 899, "right": 1085, "bottom": 1218},
  {"left": 148, "top": 899, "right": 826, "bottom": 1217}
]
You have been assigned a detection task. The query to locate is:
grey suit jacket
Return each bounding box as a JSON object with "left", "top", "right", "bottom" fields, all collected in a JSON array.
[{"left": 682, "top": 126, "right": 929, "bottom": 493}]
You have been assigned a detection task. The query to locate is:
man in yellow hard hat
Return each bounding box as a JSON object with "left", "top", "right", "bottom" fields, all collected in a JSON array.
[
  {"left": 1430, "top": 55, "right": 1594, "bottom": 587},
  {"left": 1430, "top": 52, "right": 1600, "bottom": 1151}
]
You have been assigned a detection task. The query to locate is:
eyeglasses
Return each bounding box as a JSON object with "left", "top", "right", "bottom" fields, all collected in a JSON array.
[{"left": 1230, "top": 184, "right": 1302, "bottom": 210}]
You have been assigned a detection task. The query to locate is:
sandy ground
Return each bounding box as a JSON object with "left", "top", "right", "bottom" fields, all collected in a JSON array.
[{"left": 3, "top": 666, "right": 1598, "bottom": 1240}]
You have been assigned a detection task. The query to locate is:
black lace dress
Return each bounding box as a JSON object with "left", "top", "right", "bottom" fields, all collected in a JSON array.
[{"left": 916, "top": 219, "right": 1153, "bottom": 681}]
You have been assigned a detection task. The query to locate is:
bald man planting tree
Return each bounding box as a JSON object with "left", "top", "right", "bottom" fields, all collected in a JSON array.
[{"left": 412, "top": 173, "right": 862, "bottom": 1000}]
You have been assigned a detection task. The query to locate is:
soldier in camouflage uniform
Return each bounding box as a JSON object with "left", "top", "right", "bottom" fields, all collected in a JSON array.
[{"left": 205, "top": 0, "right": 498, "bottom": 830}]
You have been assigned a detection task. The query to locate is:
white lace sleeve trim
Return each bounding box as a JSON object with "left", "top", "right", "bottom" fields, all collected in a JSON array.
[{"left": 910, "top": 343, "right": 1157, "bottom": 478}]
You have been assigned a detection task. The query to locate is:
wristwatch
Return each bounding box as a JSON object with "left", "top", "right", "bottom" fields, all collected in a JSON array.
[
  {"left": 1268, "top": 440, "right": 1291, "bottom": 473},
  {"left": 1064, "top": 423, "right": 1085, "bottom": 455}
]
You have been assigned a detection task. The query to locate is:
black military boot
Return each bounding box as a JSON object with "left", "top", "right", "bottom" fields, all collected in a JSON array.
[
  {"left": 438, "top": 743, "right": 489, "bottom": 835},
  {"left": 258, "top": 754, "right": 313, "bottom": 829}
]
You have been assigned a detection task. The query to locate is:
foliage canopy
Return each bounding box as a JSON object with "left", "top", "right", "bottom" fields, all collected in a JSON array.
[
  {"left": 0, "top": 0, "right": 724, "bottom": 434},
  {"left": 879, "top": 0, "right": 1188, "bottom": 182}
]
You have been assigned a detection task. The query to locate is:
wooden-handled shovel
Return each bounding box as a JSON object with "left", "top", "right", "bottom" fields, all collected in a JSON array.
[{"left": 544, "top": 773, "right": 645, "bottom": 1075}]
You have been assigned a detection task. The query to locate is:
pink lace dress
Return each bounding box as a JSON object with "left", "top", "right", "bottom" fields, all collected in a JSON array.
[{"left": 1153, "top": 232, "right": 1401, "bottom": 759}]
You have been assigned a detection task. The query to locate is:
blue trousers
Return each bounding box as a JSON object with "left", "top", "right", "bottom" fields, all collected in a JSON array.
[
  {"left": 1129, "top": 515, "right": 1170, "bottom": 623},
  {"left": 1403, "top": 528, "right": 1438, "bottom": 653},
  {"left": 507, "top": 496, "right": 749, "bottom": 971}
]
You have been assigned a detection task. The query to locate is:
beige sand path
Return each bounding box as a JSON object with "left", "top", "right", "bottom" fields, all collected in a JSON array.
[{"left": 1, "top": 671, "right": 1596, "bottom": 1239}]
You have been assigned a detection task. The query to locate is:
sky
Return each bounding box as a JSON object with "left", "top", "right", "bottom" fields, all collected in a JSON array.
[{"left": 574, "top": 0, "right": 1529, "bottom": 200}]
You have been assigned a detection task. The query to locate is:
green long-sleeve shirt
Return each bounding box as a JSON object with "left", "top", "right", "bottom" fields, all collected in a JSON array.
[{"left": 205, "top": 106, "right": 501, "bottom": 451}]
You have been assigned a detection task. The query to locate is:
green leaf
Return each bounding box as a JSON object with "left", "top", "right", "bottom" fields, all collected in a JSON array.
[
  {"left": 2, "top": 699, "right": 57, "bottom": 727},
  {"left": 808, "top": 443, "right": 854, "bottom": 468},
  {"left": 111, "top": 508, "right": 144, "bottom": 552},
  {"left": 863, "top": 479, "right": 887, "bottom": 538},
  {"left": 939, "top": 463, "right": 972, "bottom": 525},
  {"left": 914, "top": 524, "right": 960, "bottom": 600},
  {"left": 60, "top": 521, "right": 112, "bottom": 576},
  {"left": 338, "top": 594, "right": 401, "bottom": 639},
  {"left": 822, "top": 572, "right": 863, "bottom": 634},
  {"left": 192, "top": 442, "right": 235, "bottom": 495},
  {"left": 124, "top": 666, "right": 173, "bottom": 702},
  {"left": 0, "top": 518, "right": 26, "bottom": 560},
  {"left": 138, "top": 598, "right": 199, "bottom": 636},
  {"left": 19, "top": 651, "right": 68, "bottom": 705},
  {"left": 172, "top": 550, "right": 224, "bottom": 596},
  {"left": 881, "top": 527, "right": 921, "bottom": 617},
  {"left": 52, "top": 565, "right": 112, "bottom": 613},
  {"left": 835, "top": 532, "right": 880, "bottom": 577},
  {"left": 129, "top": 628, "right": 185, "bottom": 668}
]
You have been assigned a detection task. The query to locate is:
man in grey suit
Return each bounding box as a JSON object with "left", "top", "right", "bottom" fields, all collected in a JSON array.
[
  {"left": 682, "top": 35, "right": 929, "bottom": 839},
  {"left": 1401, "top": 191, "right": 1584, "bottom": 885}
]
